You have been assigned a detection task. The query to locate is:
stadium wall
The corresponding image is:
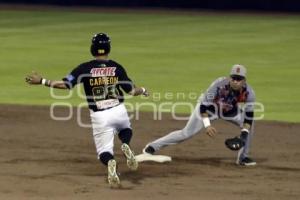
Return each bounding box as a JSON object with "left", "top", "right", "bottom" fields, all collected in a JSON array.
[{"left": 0, "top": 0, "right": 300, "bottom": 12}]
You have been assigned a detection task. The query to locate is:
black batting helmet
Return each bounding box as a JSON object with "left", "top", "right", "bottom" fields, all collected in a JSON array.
[{"left": 90, "top": 33, "right": 111, "bottom": 56}]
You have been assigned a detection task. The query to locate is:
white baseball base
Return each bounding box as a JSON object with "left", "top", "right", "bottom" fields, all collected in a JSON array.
[{"left": 135, "top": 153, "right": 172, "bottom": 163}]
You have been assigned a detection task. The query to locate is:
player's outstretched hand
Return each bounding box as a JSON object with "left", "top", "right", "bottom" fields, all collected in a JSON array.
[
  {"left": 205, "top": 126, "right": 217, "bottom": 137},
  {"left": 25, "top": 71, "right": 42, "bottom": 85},
  {"left": 143, "top": 88, "right": 150, "bottom": 97}
]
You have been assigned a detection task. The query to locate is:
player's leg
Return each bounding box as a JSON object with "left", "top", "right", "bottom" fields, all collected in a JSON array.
[
  {"left": 144, "top": 102, "right": 207, "bottom": 154},
  {"left": 90, "top": 110, "right": 120, "bottom": 187},
  {"left": 94, "top": 130, "right": 120, "bottom": 186},
  {"left": 114, "top": 104, "right": 138, "bottom": 171},
  {"left": 226, "top": 113, "right": 256, "bottom": 166},
  {"left": 236, "top": 122, "right": 256, "bottom": 166}
]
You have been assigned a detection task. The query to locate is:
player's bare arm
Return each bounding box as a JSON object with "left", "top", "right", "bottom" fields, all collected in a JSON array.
[
  {"left": 200, "top": 106, "right": 217, "bottom": 137},
  {"left": 201, "top": 112, "right": 217, "bottom": 137},
  {"left": 25, "top": 71, "right": 68, "bottom": 89}
]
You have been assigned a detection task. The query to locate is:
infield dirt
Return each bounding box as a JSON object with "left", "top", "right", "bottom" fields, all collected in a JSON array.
[{"left": 0, "top": 104, "right": 299, "bottom": 200}]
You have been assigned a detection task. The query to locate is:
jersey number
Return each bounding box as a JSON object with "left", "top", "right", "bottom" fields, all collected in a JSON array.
[{"left": 92, "top": 85, "right": 119, "bottom": 101}]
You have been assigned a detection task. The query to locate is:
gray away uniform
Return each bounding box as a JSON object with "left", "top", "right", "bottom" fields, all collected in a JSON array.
[{"left": 147, "top": 77, "right": 255, "bottom": 162}]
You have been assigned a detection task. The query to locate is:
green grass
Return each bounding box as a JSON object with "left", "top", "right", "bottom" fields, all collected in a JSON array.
[{"left": 0, "top": 9, "right": 300, "bottom": 122}]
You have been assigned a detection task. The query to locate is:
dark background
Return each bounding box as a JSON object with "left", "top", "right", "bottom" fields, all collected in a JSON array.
[{"left": 0, "top": 0, "right": 300, "bottom": 12}]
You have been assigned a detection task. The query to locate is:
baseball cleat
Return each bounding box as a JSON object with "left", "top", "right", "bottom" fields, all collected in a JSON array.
[
  {"left": 107, "top": 159, "right": 120, "bottom": 187},
  {"left": 142, "top": 145, "right": 155, "bottom": 155},
  {"left": 121, "top": 143, "right": 138, "bottom": 171},
  {"left": 236, "top": 157, "right": 257, "bottom": 166}
]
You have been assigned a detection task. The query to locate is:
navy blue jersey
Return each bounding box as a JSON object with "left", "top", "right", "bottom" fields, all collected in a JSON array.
[{"left": 63, "top": 59, "right": 133, "bottom": 111}]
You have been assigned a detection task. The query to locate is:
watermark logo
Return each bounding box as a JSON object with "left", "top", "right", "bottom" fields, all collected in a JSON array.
[{"left": 49, "top": 81, "right": 265, "bottom": 127}]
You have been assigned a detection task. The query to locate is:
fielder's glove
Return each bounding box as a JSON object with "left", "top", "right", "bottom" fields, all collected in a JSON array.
[{"left": 225, "top": 137, "right": 245, "bottom": 151}]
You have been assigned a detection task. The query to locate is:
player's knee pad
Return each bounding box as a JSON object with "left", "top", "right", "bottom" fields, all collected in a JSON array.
[
  {"left": 118, "top": 128, "right": 132, "bottom": 144},
  {"left": 99, "top": 152, "right": 114, "bottom": 165}
]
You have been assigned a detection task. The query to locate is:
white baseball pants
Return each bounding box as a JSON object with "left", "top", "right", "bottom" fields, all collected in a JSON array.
[{"left": 90, "top": 104, "right": 131, "bottom": 156}]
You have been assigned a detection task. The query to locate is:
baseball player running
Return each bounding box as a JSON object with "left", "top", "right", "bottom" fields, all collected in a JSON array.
[
  {"left": 143, "top": 64, "right": 256, "bottom": 166},
  {"left": 25, "top": 33, "right": 149, "bottom": 187}
]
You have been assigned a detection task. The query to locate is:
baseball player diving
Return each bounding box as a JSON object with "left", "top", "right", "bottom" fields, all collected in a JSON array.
[
  {"left": 25, "top": 33, "right": 149, "bottom": 187},
  {"left": 143, "top": 64, "right": 257, "bottom": 166}
]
